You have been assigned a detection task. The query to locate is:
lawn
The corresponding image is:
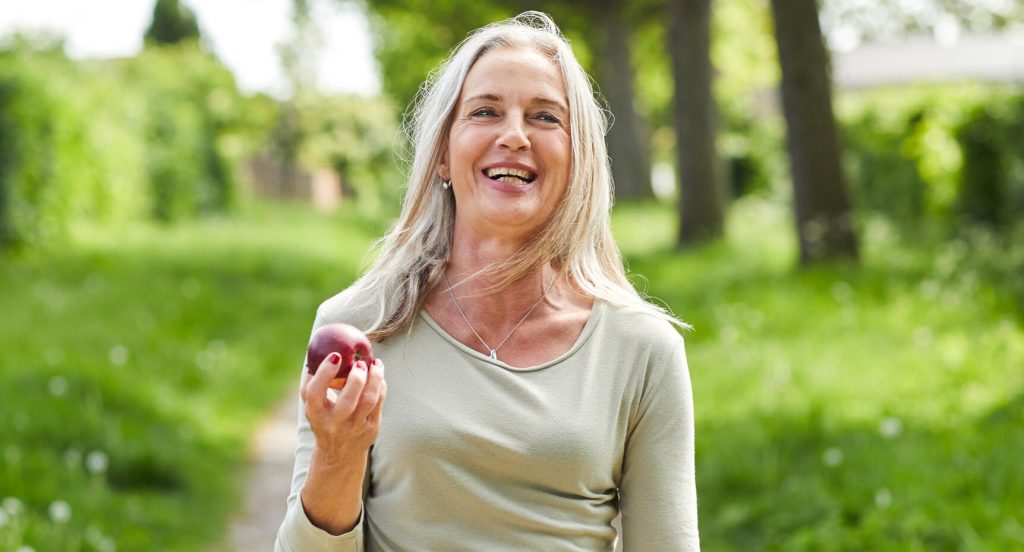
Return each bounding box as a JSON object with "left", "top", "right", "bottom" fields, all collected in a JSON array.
[
  {"left": 1, "top": 197, "right": 1021, "bottom": 550},
  {"left": 614, "top": 198, "right": 1024, "bottom": 550},
  {"left": 0, "top": 201, "right": 382, "bottom": 551}
]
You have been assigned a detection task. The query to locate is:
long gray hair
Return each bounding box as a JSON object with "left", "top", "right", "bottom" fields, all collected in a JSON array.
[{"left": 349, "top": 11, "right": 684, "bottom": 341}]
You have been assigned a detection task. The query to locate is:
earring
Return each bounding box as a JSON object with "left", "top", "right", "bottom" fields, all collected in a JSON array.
[{"left": 442, "top": 179, "right": 451, "bottom": 190}]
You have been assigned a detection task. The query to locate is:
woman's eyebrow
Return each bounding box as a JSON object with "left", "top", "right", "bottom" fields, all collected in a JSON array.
[
  {"left": 462, "top": 94, "right": 567, "bottom": 113},
  {"left": 533, "top": 97, "right": 568, "bottom": 113},
  {"left": 463, "top": 93, "right": 502, "bottom": 104}
]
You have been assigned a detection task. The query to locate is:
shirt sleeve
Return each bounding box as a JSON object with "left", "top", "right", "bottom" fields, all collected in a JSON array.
[
  {"left": 275, "top": 310, "right": 365, "bottom": 552},
  {"left": 618, "top": 335, "right": 700, "bottom": 551}
]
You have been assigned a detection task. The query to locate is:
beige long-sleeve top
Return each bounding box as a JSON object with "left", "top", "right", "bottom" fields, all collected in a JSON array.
[{"left": 275, "top": 289, "right": 699, "bottom": 551}]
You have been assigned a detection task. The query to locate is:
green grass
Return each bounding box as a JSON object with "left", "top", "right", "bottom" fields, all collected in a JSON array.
[
  {"left": 614, "top": 198, "right": 1024, "bottom": 550},
  {"left": 1, "top": 197, "right": 1021, "bottom": 550},
  {"left": 0, "top": 201, "right": 382, "bottom": 551}
]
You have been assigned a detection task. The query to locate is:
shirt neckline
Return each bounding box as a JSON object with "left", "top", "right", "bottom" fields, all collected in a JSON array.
[{"left": 418, "top": 299, "right": 606, "bottom": 372}]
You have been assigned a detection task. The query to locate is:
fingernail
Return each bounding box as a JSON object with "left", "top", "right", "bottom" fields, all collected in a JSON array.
[
  {"left": 327, "top": 352, "right": 341, "bottom": 364},
  {"left": 356, "top": 360, "right": 367, "bottom": 371}
]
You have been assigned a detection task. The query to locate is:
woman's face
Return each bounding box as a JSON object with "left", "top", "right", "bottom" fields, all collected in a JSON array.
[{"left": 441, "top": 46, "right": 571, "bottom": 242}]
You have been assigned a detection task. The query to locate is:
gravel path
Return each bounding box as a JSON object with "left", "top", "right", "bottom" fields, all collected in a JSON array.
[{"left": 228, "top": 394, "right": 299, "bottom": 551}]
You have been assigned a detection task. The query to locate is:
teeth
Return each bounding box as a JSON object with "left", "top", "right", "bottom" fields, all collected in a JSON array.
[{"left": 484, "top": 167, "right": 536, "bottom": 181}]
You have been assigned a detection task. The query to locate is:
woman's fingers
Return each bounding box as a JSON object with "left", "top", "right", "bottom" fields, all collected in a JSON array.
[
  {"left": 369, "top": 375, "right": 387, "bottom": 427},
  {"left": 331, "top": 360, "right": 369, "bottom": 419},
  {"left": 353, "top": 359, "right": 385, "bottom": 421},
  {"left": 302, "top": 352, "right": 341, "bottom": 417}
]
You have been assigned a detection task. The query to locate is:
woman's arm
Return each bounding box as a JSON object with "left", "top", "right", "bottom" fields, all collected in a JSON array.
[
  {"left": 619, "top": 337, "right": 700, "bottom": 551},
  {"left": 275, "top": 314, "right": 386, "bottom": 551}
]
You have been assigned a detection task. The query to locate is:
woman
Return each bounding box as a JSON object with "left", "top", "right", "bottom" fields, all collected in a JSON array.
[{"left": 276, "top": 11, "right": 698, "bottom": 551}]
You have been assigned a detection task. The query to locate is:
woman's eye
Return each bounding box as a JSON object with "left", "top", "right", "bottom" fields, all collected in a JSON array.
[
  {"left": 535, "top": 112, "right": 561, "bottom": 124},
  {"left": 471, "top": 108, "right": 497, "bottom": 117}
]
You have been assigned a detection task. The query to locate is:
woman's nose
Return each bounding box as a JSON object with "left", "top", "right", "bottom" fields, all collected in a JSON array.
[{"left": 496, "top": 115, "right": 530, "bottom": 151}]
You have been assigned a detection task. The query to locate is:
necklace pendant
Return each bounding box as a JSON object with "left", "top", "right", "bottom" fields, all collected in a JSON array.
[{"left": 489, "top": 349, "right": 498, "bottom": 360}]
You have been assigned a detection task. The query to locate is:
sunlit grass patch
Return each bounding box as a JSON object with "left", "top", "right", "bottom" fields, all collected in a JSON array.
[
  {"left": 613, "top": 197, "right": 1024, "bottom": 550},
  {"left": 0, "top": 201, "right": 378, "bottom": 550}
]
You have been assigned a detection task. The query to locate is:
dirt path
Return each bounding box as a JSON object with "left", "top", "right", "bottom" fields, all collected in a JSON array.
[{"left": 228, "top": 394, "right": 299, "bottom": 550}]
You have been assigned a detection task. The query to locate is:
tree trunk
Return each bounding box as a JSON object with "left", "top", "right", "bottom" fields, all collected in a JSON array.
[
  {"left": 595, "top": 0, "right": 653, "bottom": 201},
  {"left": 769, "top": 0, "right": 859, "bottom": 263},
  {"left": 669, "top": 0, "right": 725, "bottom": 246}
]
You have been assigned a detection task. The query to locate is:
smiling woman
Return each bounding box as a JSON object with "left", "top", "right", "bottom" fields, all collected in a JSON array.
[
  {"left": 275, "top": 11, "right": 699, "bottom": 551},
  {"left": 440, "top": 46, "right": 572, "bottom": 250}
]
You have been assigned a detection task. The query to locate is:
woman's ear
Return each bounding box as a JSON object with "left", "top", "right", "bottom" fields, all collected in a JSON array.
[{"left": 437, "top": 152, "right": 450, "bottom": 181}]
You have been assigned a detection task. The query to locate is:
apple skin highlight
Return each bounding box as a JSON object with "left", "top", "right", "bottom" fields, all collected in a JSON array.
[{"left": 306, "top": 323, "right": 374, "bottom": 389}]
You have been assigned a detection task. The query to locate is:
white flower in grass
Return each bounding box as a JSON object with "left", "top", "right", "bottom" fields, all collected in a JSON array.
[
  {"left": 86, "top": 450, "right": 109, "bottom": 474},
  {"left": 875, "top": 487, "right": 893, "bottom": 508},
  {"left": 48, "top": 500, "right": 71, "bottom": 523},
  {"left": 48, "top": 375, "right": 69, "bottom": 397},
  {"left": 16, "top": 546, "right": 36, "bottom": 552},
  {"left": 2, "top": 496, "right": 22, "bottom": 514},
  {"left": 108, "top": 345, "right": 129, "bottom": 366},
  {"left": 0, "top": 509, "right": 7, "bottom": 526},
  {"left": 822, "top": 447, "right": 844, "bottom": 467},
  {"left": 879, "top": 417, "right": 903, "bottom": 439}
]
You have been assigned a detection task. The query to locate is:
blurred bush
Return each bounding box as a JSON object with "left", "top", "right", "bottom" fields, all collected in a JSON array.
[
  {"left": 294, "top": 91, "right": 404, "bottom": 215},
  {"left": 126, "top": 43, "right": 241, "bottom": 221},
  {"left": 956, "top": 98, "right": 1024, "bottom": 229},
  {"left": 0, "top": 37, "right": 245, "bottom": 250},
  {"left": 839, "top": 85, "right": 1024, "bottom": 230},
  {"left": 0, "top": 43, "right": 76, "bottom": 248}
]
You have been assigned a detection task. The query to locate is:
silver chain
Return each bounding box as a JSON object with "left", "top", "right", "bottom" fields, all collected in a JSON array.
[{"left": 442, "top": 271, "right": 557, "bottom": 361}]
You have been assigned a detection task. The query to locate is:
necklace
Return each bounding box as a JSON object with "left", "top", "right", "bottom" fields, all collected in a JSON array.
[{"left": 443, "top": 271, "right": 557, "bottom": 361}]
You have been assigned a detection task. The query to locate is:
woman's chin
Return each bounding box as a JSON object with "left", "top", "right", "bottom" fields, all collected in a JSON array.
[{"left": 479, "top": 203, "right": 544, "bottom": 230}]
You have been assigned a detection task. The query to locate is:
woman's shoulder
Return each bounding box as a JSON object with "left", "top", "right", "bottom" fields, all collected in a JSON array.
[
  {"left": 314, "top": 284, "right": 382, "bottom": 334},
  {"left": 599, "top": 299, "right": 687, "bottom": 354}
]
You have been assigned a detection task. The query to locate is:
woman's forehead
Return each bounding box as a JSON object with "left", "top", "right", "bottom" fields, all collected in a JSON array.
[{"left": 461, "top": 47, "right": 567, "bottom": 103}]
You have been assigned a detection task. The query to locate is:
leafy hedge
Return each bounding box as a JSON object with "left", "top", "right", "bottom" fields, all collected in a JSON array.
[
  {"left": 0, "top": 40, "right": 243, "bottom": 250},
  {"left": 839, "top": 85, "right": 1024, "bottom": 229}
]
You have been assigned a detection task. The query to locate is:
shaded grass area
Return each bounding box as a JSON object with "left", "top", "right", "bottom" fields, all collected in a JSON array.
[
  {"left": 613, "top": 198, "right": 1024, "bottom": 550},
  {"left": 0, "top": 201, "right": 382, "bottom": 551}
]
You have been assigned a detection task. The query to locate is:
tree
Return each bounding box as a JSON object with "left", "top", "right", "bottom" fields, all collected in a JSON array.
[
  {"left": 144, "top": 0, "right": 201, "bottom": 46},
  {"left": 770, "top": 0, "right": 859, "bottom": 263},
  {"left": 669, "top": 0, "right": 725, "bottom": 246},
  {"left": 593, "top": 0, "right": 654, "bottom": 200}
]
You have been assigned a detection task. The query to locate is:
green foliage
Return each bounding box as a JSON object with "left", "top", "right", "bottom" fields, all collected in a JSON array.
[
  {"left": 837, "top": 85, "right": 1024, "bottom": 228},
  {"left": 294, "top": 91, "right": 405, "bottom": 215},
  {"left": 365, "top": 0, "right": 514, "bottom": 114},
  {"left": 0, "top": 202, "right": 378, "bottom": 551},
  {"left": 0, "top": 47, "right": 114, "bottom": 250},
  {"left": 0, "top": 53, "right": 59, "bottom": 249},
  {"left": 956, "top": 97, "right": 1024, "bottom": 228},
  {"left": 0, "top": 40, "right": 247, "bottom": 250},
  {"left": 144, "top": 0, "right": 201, "bottom": 46},
  {"left": 841, "top": 107, "right": 928, "bottom": 221},
  {"left": 127, "top": 43, "right": 241, "bottom": 221},
  {"left": 613, "top": 198, "right": 1024, "bottom": 550}
]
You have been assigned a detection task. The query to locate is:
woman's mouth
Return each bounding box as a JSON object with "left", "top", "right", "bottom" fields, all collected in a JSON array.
[{"left": 483, "top": 167, "right": 537, "bottom": 184}]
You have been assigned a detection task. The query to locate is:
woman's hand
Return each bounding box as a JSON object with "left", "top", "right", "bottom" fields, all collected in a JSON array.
[
  {"left": 298, "top": 354, "right": 386, "bottom": 534},
  {"left": 301, "top": 354, "right": 387, "bottom": 462}
]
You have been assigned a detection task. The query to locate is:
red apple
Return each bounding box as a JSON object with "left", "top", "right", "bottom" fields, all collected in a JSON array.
[{"left": 306, "top": 323, "right": 374, "bottom": 389}]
